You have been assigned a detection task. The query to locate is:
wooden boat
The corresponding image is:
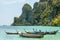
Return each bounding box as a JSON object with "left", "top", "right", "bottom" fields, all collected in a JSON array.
[
  {"left": 45, "top": 30, "right": 58, "bottom": 34},
  {"left": 19, "top": 32, "right": 44, "bottom": 38},
  {"left": 5, "top": 30, "right": 19, "bottom": 34},
  {"left": 25, "top": 31, "right": 46, "bottom": 35},
  {"left": 5, "top": 32, "right": 18, "bottom": 34},
  {"left": 25, "top": 30, "right": 58, "bottom": 35}
]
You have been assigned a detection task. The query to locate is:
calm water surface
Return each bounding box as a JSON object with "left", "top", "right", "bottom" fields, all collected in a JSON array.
[{"left": 0, "top": 26, "right": 60, "bottom": 40}]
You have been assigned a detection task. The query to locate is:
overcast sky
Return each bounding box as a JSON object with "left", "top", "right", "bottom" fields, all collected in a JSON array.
[{"left": 0, "top": 0, "right": 39, "bottom": 25}]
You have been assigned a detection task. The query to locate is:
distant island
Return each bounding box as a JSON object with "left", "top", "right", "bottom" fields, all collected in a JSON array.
[{"left": 12, "top": 0, "right": 60, "bottom": 26}]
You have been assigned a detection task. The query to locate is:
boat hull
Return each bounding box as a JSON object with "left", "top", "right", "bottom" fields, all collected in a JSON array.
[
  {"left": 25, "top": 30, "right": 58, "bottom": 35},
  {"left": 26, "top": 32, "right": 46, "bottom": 35},
  {"left": 45, "top": 30, "right": 58, "bottom": 35},
  {"left": 5, "top": 32, "right": 18, "bottom": 34},
  {"left": 19, "top": 33, "right": 44, "bottom": 38}
]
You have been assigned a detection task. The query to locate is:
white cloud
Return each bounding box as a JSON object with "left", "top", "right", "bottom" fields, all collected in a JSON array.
[{"left": 0, "top": 0, "right": 26, "bottom": 5}]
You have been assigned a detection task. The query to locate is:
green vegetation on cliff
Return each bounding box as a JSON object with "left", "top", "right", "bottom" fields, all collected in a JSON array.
[{"left": 12, "top": 0, "right": 60, "bottom": 26}]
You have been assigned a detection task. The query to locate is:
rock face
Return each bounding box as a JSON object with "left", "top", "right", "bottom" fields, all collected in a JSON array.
[
  {"left": 12, "top": 0, "right": 60, "bottom": 26},
  {"left": 12, "top": 4, "right": 33, "bottom": 26},
  {"left": 21, "top": 4, "right": 33, "bottom": 23}
]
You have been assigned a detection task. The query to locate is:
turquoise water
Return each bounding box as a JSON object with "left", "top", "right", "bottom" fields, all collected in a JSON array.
[{"left": 0, "top": 26, "right": 60, "bottom": 40}]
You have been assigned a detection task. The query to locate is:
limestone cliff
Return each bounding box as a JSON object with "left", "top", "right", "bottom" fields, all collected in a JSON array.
[{"left": 12, "top": 0, "right": 60, "bottom": 26}]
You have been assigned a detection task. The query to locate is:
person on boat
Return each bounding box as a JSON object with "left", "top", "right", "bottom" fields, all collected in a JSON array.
[
  {"left": 39, "top": 30, "right": 41, "bottom": 32},
  {"left": 33, "top": 28, "right": 41, "bottom": 34},
  {"left": 24, "top": 29, "right": 28, "bottom": 32}
]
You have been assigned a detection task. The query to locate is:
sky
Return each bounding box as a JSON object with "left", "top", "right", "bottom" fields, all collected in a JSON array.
[{"left": 0, "top": 0, "right": 39, "bottom": 25}]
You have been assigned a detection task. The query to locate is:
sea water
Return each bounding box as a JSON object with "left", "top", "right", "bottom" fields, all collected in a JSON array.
[{"left": 0, "top": 26, "right": 60, "bottom": 40}]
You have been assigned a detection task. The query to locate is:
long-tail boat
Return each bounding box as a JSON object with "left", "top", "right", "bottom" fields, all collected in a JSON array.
[
  {"left": 5, "top": 32, "right": 19, "bottom": 34},
  {"left": 5, "top": 30, "right": 19, "bottom": 34},
  {"left": 25, "top": 30, "right": 58, "bottom": 35},
  {"left": 19, "top": 32, "right": 44, "bottom": 38},
  {"left": 45, "top": 30, "right": 58, "bottom": 34}
]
